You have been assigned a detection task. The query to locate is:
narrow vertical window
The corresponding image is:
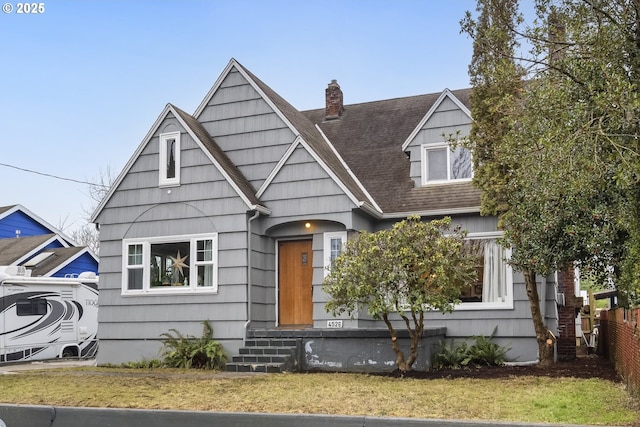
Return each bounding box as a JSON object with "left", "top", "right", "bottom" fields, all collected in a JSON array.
[
  {"left": 126, "top": 244, "right": 144, "bottom": 290},
  {"left": 330, "top": 237, "right": 342, "bottom": 262},
  {"left": 324, "top": 231, "right": 347, "bottom": 276},
  {"left": 159, "top": 131, "right": 181, "bottom": 186},
  {"left": 195, "top": 238, "right": 215, "bottom": 288},
  {"left": 166, "top": 138, "right": 176, "bottom": 179}
]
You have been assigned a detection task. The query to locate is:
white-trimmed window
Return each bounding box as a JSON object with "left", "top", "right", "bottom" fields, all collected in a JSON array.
[
  {"left": 159, "top": 131, "right": 181, "bottom": 186},
  {"left": 323, "top": 231, "right": 347, "bottom": 276},
  {"left": 122, "top": 233, "right": 217, "bottom": 294},
  {"left": 421, "top": 142, "right": 472, "bottom": 185},
  {"left": 457, "top": 233, "right": 513, "bottom": 310}
]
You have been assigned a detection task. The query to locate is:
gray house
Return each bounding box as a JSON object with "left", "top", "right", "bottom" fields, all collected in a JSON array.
[{"left": 91, "top": 59, "right": 569, "bottom": 371}]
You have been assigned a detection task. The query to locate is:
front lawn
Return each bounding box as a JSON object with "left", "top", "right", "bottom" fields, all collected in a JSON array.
[{"left": 0, "top": 367, "right": 637, "bottom": 425}]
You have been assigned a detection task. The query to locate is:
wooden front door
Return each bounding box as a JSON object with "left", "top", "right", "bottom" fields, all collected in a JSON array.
[{"left": 278, "top": 240, "right": 313, "bottom": 326}]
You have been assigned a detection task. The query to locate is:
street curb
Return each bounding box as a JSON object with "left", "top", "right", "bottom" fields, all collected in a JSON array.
[{"left": 0, "top": 404, "right": 624, "bottom": 427}]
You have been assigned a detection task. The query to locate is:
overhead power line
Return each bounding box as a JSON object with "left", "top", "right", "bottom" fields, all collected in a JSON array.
[{"left": 0, "top": 162, "right": 109, "bottom": 188}]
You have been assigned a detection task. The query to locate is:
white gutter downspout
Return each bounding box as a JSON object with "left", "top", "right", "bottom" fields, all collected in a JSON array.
[{"left": 244, "top": 210, "right": 261, "bottom": 344}]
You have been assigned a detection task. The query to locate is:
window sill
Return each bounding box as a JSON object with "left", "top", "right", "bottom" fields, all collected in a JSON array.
[
  {"left": 121, "top": 288, "right": 218, "bottom": 296},
  {"left": 421, "top": 178, "right": 473, "bottom": 187},
  {"left": 158, "top": 181, "right": 181, "bottom": 188},
  {"left": 454, "top": 301, "right": 514, "bottom": 311}
]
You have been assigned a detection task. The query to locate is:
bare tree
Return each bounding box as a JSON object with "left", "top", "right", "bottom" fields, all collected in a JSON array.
[{"left": 71, "top": 166, "right": 115, "bottom": 254}]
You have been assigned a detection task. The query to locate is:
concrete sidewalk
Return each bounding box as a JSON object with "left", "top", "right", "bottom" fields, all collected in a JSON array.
[{"left": 0, "top": 359, "right": 96, "bottom": 374}]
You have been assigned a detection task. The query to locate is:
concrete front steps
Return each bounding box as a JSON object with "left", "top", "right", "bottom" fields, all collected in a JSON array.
[{"left": 225, "top": 337, "right": 302, "bottom": 373}]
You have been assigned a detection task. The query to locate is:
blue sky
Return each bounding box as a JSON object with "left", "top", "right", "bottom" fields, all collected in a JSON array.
[{"left": 1, "top": 0, "right": 480, "bottom": 234}]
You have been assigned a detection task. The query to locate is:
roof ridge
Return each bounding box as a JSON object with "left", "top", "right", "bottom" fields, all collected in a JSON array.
[{"left": 301, "top": 88, "right": 472, "bottom": 113}]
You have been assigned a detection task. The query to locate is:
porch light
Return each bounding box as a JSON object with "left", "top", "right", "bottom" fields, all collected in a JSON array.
[{"left": 304, "top": 222, "right": 311, "bottom": 229}]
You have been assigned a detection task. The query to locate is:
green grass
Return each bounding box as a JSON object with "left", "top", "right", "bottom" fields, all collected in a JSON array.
[{"left": 0, "top": 368, "right": 637, "bottom": 425}]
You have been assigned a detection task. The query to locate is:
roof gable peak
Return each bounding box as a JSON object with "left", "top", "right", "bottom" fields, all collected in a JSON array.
[
  {"left": 91, "top": 101, "right": 269, "bottom": 223},
  {"left": 401, "top": 88, "right": 472, "bottom": 152}
]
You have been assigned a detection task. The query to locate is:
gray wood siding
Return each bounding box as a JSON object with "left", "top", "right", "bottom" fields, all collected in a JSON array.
[
  {"left": 95, "top": 114, "right": 253, "bottom": 364},
  {"left": 198, "top": 68, "right": 297, "bottom": 190},
  {"left": 260, "top": 145, "right": 358, "bottom": 227},
  {"left": 248, "top": 233, "right": 276, "bottom": 328},
  {"left": 405, "top": 97, "right": 472, "bottom": 187}
]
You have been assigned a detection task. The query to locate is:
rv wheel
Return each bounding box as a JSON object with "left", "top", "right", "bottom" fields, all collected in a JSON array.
[{"left": 62, "top": 347, "right": 77, "bottom": 358}]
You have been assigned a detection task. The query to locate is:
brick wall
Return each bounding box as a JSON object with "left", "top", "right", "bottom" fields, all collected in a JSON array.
[
  {"left": 557, "top": 269, "right": 577, "bottom": 361},
  {"left": 600, "top": 308, "right": 640, "bottom": 396}
]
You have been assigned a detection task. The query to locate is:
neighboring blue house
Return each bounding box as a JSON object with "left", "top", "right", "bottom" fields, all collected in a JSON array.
[
  {"left": 0, "top": 204, "right": 98, "bottom": 278},
  {"left": 91, "top": 59, "right": 575, "bottom": 372}
]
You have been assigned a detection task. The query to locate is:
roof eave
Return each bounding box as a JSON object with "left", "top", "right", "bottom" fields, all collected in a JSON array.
[
  {"left": 357, "top": 201, "right": 384, "bottom": 219},
  {"left": 380, "top": 206, "right": 482, "bottom": 219},
  {"left": 251, "top": 205, "right": 272, "bottom": 216}
]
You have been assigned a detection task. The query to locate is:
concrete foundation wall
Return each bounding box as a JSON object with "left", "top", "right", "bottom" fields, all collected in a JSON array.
[{"left": 251, "top": 328, "right": 446, "bottom": 373}]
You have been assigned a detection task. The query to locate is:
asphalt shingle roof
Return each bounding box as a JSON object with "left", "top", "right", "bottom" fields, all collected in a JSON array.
[
  {"left": 27, "top": 247, "right": 86, "bottom": 277},
  {"left": 237, "top": 61, "right": 480, "bottom": 216},
  {"left": 303, "top": 88, "right": 480, "bottom": 215},
  {"left": 0, "top": 234, "right": 56, "bottom": 265}
]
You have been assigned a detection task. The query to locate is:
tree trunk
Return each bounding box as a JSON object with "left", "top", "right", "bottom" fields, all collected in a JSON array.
[
  {"left": 403, "top": 310, "right": 423, "bottom": 370},
  {"left": 523, "top": 267, "right": 555, "bottom": 366},
  {"left": 382, "top": 314, "right": 408, "bottom": 372}
]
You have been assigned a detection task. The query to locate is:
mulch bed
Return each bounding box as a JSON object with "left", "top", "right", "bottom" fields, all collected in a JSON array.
[{"left": 390, "top": 354, "right": 621, "bottom": 381}]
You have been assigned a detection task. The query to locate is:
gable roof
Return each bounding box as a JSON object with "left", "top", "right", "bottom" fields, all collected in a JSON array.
[
  {"left": 91, "top": 102, "right": 270, "bottom": 222},
  {"left": 302, "top": 88, "right": 481, "bottom": 215},
  {"left": 401, "top": 88, "right": 472, "bottom": 152},
  {"left": 195, "top": 59, "right": 382, "bottom": 215},
  {"left": 94, "top": 59, "right": 480, "bottom": 222},
  {"left": 0, "top": 204, "right": 77, "bottom": 245},
  {"left": 0, "top": 234, "right": 65, "bottom": 266},
  {"left": 171, "top": 104, "right": 267, "bottom": 211},
  {"left": 23, "top": 246, "right": 94, "bottom": 277}
]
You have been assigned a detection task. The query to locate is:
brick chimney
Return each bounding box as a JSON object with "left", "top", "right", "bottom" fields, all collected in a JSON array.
[{"left": 325, "top": 79, "right": 344, "bottom": 120}]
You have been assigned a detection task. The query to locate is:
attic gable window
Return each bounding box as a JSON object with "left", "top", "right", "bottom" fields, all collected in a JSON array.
[
  {"left": 159, "top": 131, "right": 181, "bottom": 186},
  {"left": 421, "top": 142, "right": 472, "bottom": 185}
]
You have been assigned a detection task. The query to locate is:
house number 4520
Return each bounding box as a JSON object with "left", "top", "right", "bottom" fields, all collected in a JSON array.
[{"left": 326, "top": 320, "right": 343, "bottom": 329}]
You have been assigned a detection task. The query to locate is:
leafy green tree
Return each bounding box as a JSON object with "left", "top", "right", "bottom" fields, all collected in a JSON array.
[
  {"left": 323, "top": 216, "right": 478, "bottom": 373},
  {"left": 497, "top": 0, "right": 640, "bottom": 301},
  {"left": 460, "top": 0, "right": 524, "bottom": 219},
  {"left": 461, "top": 0, "right": 560, "bottom": 365},
  {"left": 461, "top": 0, "right": 640, "bottom": 364}
]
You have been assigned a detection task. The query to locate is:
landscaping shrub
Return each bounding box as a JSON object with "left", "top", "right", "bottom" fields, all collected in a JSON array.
[
  {"left": 432, "top": 326, "right": 510, "bottom": 369},
  {"left": 432, "top": 340, "right": 473, "bottom": 369},
  {"left": 159, "top": 320, "right": 228, "bottom": 369}
]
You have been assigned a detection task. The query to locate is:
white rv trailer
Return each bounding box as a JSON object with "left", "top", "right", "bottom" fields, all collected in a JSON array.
[{"left": 0, "top": 266, "right": 99, "bottom": 363}]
